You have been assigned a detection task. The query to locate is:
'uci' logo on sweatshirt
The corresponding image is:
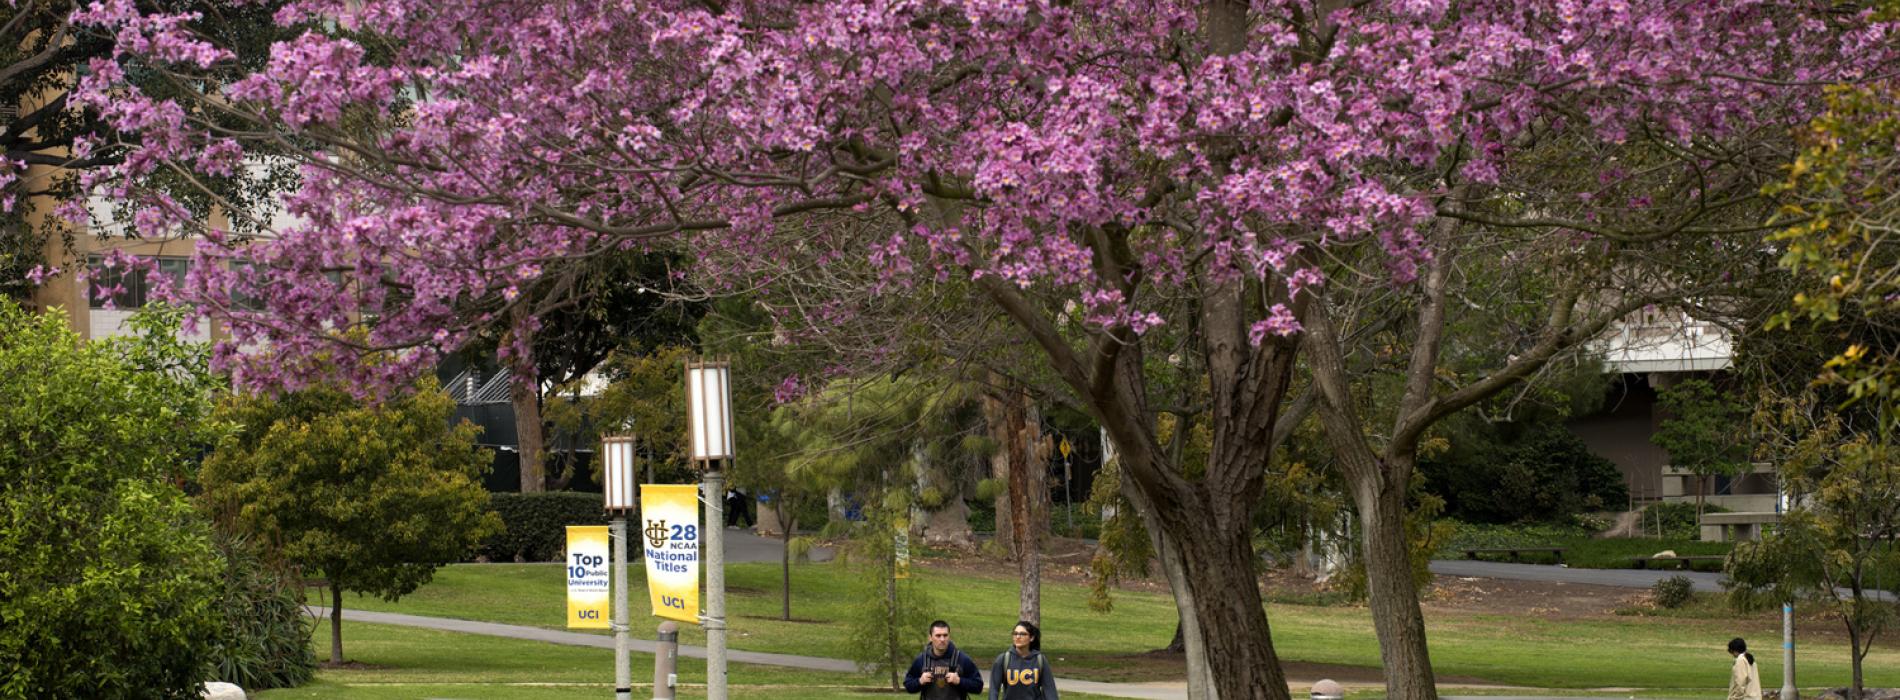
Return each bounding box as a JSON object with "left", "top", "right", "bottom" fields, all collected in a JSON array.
[{"left": 1006, "top": 669, "right": 1040, "bottom": 686}]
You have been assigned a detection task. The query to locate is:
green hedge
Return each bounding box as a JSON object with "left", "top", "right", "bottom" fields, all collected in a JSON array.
[{"left": 478, "top": 492, "right": 609, "bottom": 562}]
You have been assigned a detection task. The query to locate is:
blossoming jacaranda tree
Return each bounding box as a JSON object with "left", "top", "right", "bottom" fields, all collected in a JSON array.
[{"left": 75, "top": 1, "right": 1894, "bottom": 697}]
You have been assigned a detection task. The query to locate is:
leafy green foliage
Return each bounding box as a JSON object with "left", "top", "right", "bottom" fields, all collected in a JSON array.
[
  {"left": 0, "top": 303, "right": 227, "bottom": 699},
  {"left": 1652, "top": 575, "right": 1695, "bottom": 609},
  {"left": 1654, "top": 379, "right": 1751, "bottom": 488},
  {"left": 1421, "top": 424, "right": 1627, "bottom": 524},
  {"left": 841, "top": 491, "right": 938, "bottom": 687},
  {"left": 1767, "top": 79, "right": 1900, "bottom": 428},
  {"left": 544, "top": 344, "right": 700, "bottom": 486},
  {"left": 1727, "top": 419, "right": 1900, "bottom": 699},
  {"left": 208, "top": 531, "right": 316, "bottom": 690},
  {"left": 479, "top": 492, "right": 609, "bottom": 562},
  {"left": 200, "top": 380, "right": 503, "bottom": 660},
  {"left": 1642, "top": 502, "right": 1729, "bottom": 541}
]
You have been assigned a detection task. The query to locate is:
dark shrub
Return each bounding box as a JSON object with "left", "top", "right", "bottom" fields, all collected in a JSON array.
[
  {"left": 480, "top": 492, "right": 609, "bottom": 562},
  {"left": 1653, "top": 575, "right": 1695, "bottom": 608},
  {"left": 1423, "top": 425, "right": 1629, "bottom": 523}
]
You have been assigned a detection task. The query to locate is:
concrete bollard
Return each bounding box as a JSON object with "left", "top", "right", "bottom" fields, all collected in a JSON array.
[
  {"left": 653, "top": 621, "right": 679, "bottom": 700},
  {"left": 1311, "top": 679, "right": 1345, "bottom": 700}
]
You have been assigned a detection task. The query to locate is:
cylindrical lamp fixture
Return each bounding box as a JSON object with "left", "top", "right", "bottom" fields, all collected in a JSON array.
[
  {"left": 685, "top": 359, "right": 734, "bottom": 464},
  {"left": 602, "top": 435, "right": 638, "bottom": 512}
]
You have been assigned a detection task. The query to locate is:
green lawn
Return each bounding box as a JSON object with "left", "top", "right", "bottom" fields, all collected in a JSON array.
[
  {"left": 259, "top": 621, "right": 1124, "bottom": 699},
  {"left": 321, "top": 561, "right": 1900, "bottom": 692}
]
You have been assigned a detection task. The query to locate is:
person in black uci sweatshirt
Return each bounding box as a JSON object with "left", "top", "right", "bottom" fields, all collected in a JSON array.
[
  {"left": 989, "top": 620, "right": 1058, "bottom": 700},
  {"left": 904, "top": 620, "right": 984, "bottom": 699}
]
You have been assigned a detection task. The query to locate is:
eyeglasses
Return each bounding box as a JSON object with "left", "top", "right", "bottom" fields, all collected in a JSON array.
[{"left": 1011, "top": 631, "right": 1031, "bottom": 636}]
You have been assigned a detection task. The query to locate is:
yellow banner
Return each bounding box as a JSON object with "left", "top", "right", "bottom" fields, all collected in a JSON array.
[
  {"left": 565, "top": 526, "right": 610, "bottom": 629},
  {"left": 641, "top": 484, "right": 701, "bottom": 624}
]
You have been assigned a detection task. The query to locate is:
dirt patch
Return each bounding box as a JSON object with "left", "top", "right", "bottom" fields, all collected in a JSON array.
[
  {"left": 1424, "top": 575, "right": 1649, "bottom": 620},
  {"left": 920, "top": 536, "right": 1170, "bottom": 595},
  {"left": 318, "top": 660, "right": 387, "bottom": 671},
  {"left": 737, "top": 614, "right": 829, "bottom": 624}
]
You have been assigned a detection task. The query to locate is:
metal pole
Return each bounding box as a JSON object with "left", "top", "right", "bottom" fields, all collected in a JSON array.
[
  {"left": 1783, "top": 602, "right": 1797, "bottom": 700},
  {"left": 703, "top": 467, "right": 728, "bottom": 700},
  {"left": 653, "top": 621, "right": 679, "bottom": 700},
  {"left": 613, "top": 517, "right": 632, "bottom": 700}
]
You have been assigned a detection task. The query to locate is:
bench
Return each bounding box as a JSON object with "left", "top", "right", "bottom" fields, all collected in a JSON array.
[
  {"left": 1700, "top": 512, "right": 1782, "bottom": 542},
  {"left": 1631, "top": 555, "right": 1726, "bottom": 570},
  {"left": 1461, "top": 546, "right": 1566, "bottom": 563}
]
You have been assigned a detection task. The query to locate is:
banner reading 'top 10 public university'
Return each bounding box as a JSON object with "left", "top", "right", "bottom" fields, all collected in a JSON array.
[
  {"left": 565, "top": 525, "right": 611, "bottom": 629},
  {"left": 641, "top": 484, "right": 701, "bottom": 624}
]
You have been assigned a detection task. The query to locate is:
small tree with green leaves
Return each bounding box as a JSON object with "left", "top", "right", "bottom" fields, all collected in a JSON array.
[
  {"left": 767, "top": 376, "right": 963, "bottom": 687},
  {"left": 200, "top": 380, "right": 503, "bottom": 664},
  {"left": 1653, "top": 378, "right": 1751, "bottom": 524},
  {"left": 0, "top": 303, "right": 226, "bottom": 699},
  {"left": 1728, "top": 392, "right": 1900, "bottom": 700}
]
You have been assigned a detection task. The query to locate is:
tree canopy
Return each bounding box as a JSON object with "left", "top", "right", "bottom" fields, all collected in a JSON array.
[{"left": 72, "top": 1, "right": 1899, "bottom": 697}]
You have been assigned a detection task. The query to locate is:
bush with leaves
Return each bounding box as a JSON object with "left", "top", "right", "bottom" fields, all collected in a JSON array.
[
  {"left": 479, "top": 492, "right": 608, "bottom": 562},
  {"left": 1421, "top": 424, "right": 1628, "bottom": 524},
  {"left": 200, "top": 379, "right": 503, "bottom": 664},
  {"left": 208, "top": 531, "right": 315, "bottom": 690},
  {"left": 1653, "top": 575, "right": 1696, "bottom": 609},
  {"left": 0, "top": 303, "right": 227, "bottom": 699}
]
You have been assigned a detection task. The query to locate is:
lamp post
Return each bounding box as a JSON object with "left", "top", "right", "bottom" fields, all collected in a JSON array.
[
  {"left": 602, "top": 435, "right": 638, "bottom": 700},
  {"left": 686, "top": 358, "right": 733, "bottom": 700}
]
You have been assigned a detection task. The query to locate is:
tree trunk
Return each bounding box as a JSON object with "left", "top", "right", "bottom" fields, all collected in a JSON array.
[
  {"left": 1356, "top": 475, "right": 1437, "bottom": 700},
  {"left": 984, "top": 380, "right": 1047, "bottom": 626},
  {"left": 509, "top": 370, "right": 545, "bottom": 493},
  {"left": 329, "top": 585, "right": 344, "bottom": 665},
  {"left": 886, "top": 552, "right": 902, "bottom": 690},
  {"left": 503, "top": 305, "right": 545, "bottom": 494},
  {"left": 780, "top": 501, "right": 794, "bottom": 621},
  {"left": 1164, "top": 622, "right": 1186, "bottom": 654},
  {"left": 1847, "top": 615, "right": 1865, "bottom": 700},
  {"left": 1171, "top": 510, "right": 1289, "bottom": 700}
]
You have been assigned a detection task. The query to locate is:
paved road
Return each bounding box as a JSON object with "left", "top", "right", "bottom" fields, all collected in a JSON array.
[{"left": 703, "top": 528, "right": 835, "bottom": 564}]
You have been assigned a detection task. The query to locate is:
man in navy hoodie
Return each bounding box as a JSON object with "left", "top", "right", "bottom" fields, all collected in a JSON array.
[{"left": 903, "top": 620, "right": 983, "bottom": 699}]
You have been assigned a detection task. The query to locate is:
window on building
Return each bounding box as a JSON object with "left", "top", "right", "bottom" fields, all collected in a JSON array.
[{"left": 87, "top": 255, "right": 189, "bottom": 309}]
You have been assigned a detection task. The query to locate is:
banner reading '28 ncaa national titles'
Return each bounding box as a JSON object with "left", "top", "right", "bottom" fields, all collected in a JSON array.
[
  {"left": 565, "top": 525, "right": 610, "bottom": 629},
  {"left": 640, "top": 484, "right": 701, "bottom": 624}
]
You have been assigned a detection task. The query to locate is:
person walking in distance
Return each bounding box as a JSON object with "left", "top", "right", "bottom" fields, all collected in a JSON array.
[
  {"left": 1728, "top": 637, "right": 1761, "bottom": 700},
  {"left": 990, "top": 621, "right": 1058, "bottom": 700},
  {"left": 904, "top": 620, "right": 983, "bottom": 699}
]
